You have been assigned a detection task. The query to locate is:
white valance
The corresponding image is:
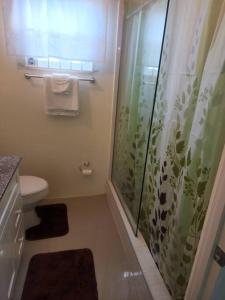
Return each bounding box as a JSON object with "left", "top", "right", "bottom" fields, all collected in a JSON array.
[{"left": 2, "top": 0, "right": 109, "bottom": 62}]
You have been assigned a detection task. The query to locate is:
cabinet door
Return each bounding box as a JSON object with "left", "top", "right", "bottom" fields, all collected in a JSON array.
[
  {"left": 13, "top": 220, "right": 24, "bottom": 272},
  {"left": 0, "top": 220, "right": 16, "bottom": 300}
]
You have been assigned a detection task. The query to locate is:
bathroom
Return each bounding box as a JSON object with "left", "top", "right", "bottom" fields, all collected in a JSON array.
[{"left": 0, "top": 0, "right": 225, "bottom": 299}]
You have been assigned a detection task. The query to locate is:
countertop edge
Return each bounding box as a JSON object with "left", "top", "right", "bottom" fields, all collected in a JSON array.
[{"left": 0, "top": 155, "right": 22, "bottom": 200}]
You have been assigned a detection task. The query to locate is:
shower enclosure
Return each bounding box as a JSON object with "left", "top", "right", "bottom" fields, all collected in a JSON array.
[
  {"left": 112, "top": 0, "right": 225, "bottom": 299},
  {"left": 112, "top": 0, "right": 169, "bottom": 233}
]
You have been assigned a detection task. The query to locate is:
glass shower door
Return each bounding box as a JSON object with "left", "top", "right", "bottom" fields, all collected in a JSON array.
[{"left": 112, "top": 0, "right": 169, "bottom": 232}]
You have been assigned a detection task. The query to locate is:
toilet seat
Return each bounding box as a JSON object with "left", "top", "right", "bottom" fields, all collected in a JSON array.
[{"left": 20, "top": 176, "right": 48, "bottom": 205}]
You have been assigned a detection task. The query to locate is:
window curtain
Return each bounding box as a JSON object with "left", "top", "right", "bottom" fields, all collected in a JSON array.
[
  {"left": 139, "top": 0, "right": 225, "bottom": 299},
  {"left": 2, "top": 0, "right": 109, "bottom": 62}
]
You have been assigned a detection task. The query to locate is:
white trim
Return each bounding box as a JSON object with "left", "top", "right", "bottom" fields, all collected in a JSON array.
[
  {"left": 201, "top": 223, "right": 225, "bottom": 300},
  {"left": 185, "top": 145, "right": 225, "bottom": 300}
]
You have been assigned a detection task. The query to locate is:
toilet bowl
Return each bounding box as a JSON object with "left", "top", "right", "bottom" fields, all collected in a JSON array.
[{"left": 20, "top": 176, "right": 49, "bottom": 229}]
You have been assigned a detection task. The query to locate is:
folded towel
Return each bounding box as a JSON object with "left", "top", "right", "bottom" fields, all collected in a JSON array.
[
  {"left": 44, "top": 74, "right": 79, "bottom": 117},
  {"left": 50, "top": 74, "right": 72, "bottom": 95}
]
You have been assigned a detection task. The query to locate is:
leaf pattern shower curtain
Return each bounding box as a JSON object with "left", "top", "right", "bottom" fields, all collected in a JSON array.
[{"left": 139, "top": 0, "right": 225, "bottom": 299}]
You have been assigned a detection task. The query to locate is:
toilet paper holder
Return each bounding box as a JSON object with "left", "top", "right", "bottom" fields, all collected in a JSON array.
[{"left": 79, "top": 161, "right": 93, "bottom": 176}]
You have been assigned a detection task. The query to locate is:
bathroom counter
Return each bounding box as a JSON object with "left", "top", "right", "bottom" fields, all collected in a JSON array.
[
  {"left": 0, "top": 155, "right": 24, "bottom": 300},
  {"left": 0, "top": 155, "right": 22, "bottom": 200}
]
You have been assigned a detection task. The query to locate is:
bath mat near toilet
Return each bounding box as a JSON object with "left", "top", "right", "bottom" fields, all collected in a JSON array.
[
  {"left": 21, "top": 249, "right": 98, "bottom": 300},
  {"left": 26, "top": 203, "right": 69, "bottom": 240}
]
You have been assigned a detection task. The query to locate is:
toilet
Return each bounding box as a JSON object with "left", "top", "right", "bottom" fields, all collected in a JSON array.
[{"left": 20, "top": 176, "right": 49, "bottom": 229}]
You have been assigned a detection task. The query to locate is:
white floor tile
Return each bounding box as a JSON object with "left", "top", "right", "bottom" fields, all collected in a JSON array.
[{"left": 13, "top": 195, "right": 152, "bottom": 300}]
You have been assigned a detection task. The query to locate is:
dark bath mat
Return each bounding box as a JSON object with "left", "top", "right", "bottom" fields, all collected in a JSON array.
[
  {"left": 26, "top": 203, "right": 69, "bottom": 240},
  {"left": 21, "top": 249, "right": 98, "bottom": 300}
]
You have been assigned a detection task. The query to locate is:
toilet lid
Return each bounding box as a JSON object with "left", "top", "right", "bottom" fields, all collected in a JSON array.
[{"left": 20, "top": 176, "right": 48, "bottom": 196}]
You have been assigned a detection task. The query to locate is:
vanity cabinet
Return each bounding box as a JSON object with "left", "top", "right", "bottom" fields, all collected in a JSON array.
[{"left": 0, "top": 171, "right": 24, "bottom": 300}]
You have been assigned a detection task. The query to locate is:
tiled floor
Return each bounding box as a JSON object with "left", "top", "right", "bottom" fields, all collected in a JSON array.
[{"left": 13, "top": 195, "right": 152, "bottom": 300}]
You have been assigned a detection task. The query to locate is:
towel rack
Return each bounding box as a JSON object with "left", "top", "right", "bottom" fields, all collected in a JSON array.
[{"left": 24, "top": 73, "right": 95, "bottom": 83}]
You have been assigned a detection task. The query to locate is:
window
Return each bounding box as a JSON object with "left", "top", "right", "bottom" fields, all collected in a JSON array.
[
  {"left": 26, "top": 57, "right": 94, "bottom": 72},
  {"left": 2, "top": 0, "right": 109, "bottom": 63}
]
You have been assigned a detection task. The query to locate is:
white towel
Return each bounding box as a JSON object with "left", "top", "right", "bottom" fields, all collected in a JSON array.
[
  {"left": 44, "top": 74, "right": 79, "bottom": 116},
  {"left": 50, "top": 73, "right": 72, "bottom": 95}
]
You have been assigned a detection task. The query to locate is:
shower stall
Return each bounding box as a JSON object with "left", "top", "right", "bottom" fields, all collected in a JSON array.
[
  {"left": 111, "top": 0, "right": 225, "bottom": 299},
  {"left": 112, "top": 0, "right": 169, "bottom": 233}
]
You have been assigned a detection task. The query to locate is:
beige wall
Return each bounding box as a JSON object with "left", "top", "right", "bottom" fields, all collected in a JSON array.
[{"left": 0, "top": 1, "right": 118, "bottom": 199}]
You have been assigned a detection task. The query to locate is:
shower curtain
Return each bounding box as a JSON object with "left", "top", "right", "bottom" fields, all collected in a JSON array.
[{"left": 139, "top": 0, "right": 225, "bottom": 299}]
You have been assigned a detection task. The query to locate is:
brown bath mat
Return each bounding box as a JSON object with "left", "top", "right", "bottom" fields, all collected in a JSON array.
[
  {"left": 21, "top": 249, "right": 98, "bottom": 300},
  {"left": 26, "top": 203, "right": 69, "bottom": 240}
]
